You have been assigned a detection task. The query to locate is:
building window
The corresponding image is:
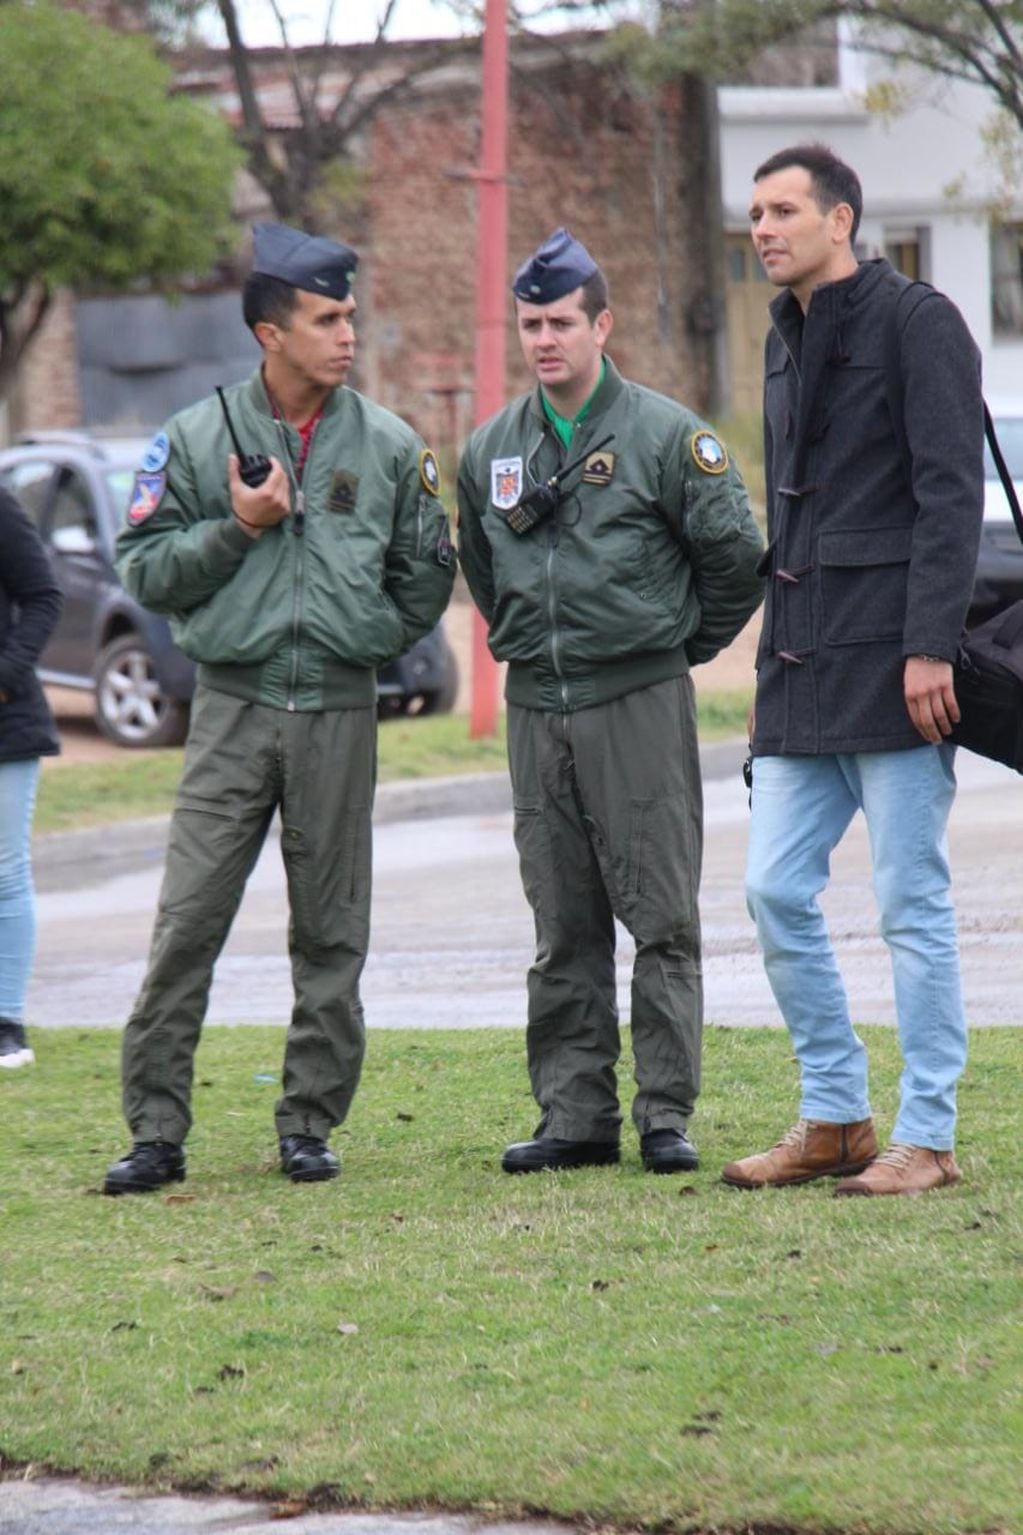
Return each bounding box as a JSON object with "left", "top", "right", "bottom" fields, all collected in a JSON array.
[
  {"left": 730, "top": 243, "right": 772, "bottom": 284},
  {"left": 991, "top": 222, "right": 1023, "bottom": 335},
  {"left": 884, "top": 227, "right": 930, "bottom": 282}
]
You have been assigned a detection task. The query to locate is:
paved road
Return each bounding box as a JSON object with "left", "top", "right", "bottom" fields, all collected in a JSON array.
[{"left": 28, "top": 744, "right": 1023, "bottom": 1032}]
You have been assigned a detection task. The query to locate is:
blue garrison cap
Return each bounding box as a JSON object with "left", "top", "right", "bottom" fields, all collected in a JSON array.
[
  {"left": 251, "top": 223, "right": 358, "bottom": 300},
  {"left": 512, "top": 227, "right": 598, "bottom": 304}
]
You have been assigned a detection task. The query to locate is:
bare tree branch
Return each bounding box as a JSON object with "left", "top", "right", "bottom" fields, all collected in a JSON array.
[
  {"left": 266, "top": 0, "right": 320, "bottom": 146},
  {"left": 205, "top": 0, "right": 474, "bottom": 227},
  {"left": 215, "top": 0, "right": 294, "bottom": 213}
]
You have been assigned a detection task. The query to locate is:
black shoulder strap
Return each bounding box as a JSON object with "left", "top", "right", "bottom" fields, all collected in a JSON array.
[
  {"left": 982, "top": 402, "right": 1023, "bottom": 546},
  {"left": 882, "top": 277, "right": 940, "bottom": 478},
  {"left": 884, "top": 275, "right": 1023, "bottom": 548}
]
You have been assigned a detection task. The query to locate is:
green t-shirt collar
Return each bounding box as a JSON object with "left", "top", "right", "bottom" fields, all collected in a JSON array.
[{"left": 540, "top": 359, "right": 606, "bottom": 448}]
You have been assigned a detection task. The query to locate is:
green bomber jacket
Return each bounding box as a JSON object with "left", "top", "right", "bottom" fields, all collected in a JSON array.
[
  {"left": 115, "top": 370, "right": 455, "bottom": 712},
  {"left": 457, "top": 359, "right": 764, "bottom": 713}
]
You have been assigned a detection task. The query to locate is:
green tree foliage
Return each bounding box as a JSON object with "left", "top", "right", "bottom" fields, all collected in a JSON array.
[{"left": 0, "top": 2, "right": 239, "bottom": 399}]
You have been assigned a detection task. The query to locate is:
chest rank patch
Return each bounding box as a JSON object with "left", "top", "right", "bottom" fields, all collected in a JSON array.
[
  {"left": 490, "top": 456, "right": 523, "bottom": 511},
  {"left": 419, "top": 448, "right": 442, "bottom": 497},
  {"left": 329, "top": 470, "right": 360, "bottom": 514},
  {"left": 581, "top": 449, "right": 616, "bottom": 486},
  {"left": 691, "top": 430, "right": 728, "bottom": 475}
]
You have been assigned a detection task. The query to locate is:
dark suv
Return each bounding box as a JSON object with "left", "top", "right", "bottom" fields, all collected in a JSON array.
[{"left": 0, "top": 433, "right": 457, "bottom": 747}]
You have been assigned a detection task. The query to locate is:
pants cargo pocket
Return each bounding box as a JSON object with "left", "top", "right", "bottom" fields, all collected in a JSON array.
[
  {"left": 284, "top": 814, "right": 371, "bottom": 956},
  {"left": 625, "top": 795, "right": 699, "bottom": 945}
]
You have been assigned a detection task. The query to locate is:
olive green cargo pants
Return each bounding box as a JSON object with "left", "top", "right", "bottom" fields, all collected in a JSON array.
[
  {"left": 122, "top": 685, "right": 375, "bottom": 1145},
  {"left": 507, "top": 675, "right": 703, "bottom": 1143}
]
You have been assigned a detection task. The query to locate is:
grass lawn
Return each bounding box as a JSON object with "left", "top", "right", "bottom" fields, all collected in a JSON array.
[
  {"left": 34, "top": 694, "right": 752, "bottom": 837},
  {"left": 1, "top": 1025, "right": 1018, "bottom": 1534}
]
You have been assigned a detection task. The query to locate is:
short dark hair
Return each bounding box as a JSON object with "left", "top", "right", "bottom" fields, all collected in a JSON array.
[
  {"left": 754, "top": 142, "right": 863, "bottom": 244},
  {"left": 579, "top": 268, "right": 609, "bottom": 322},
  {"left": 242, "top": 272, "right": 299, "bottom": 333}
]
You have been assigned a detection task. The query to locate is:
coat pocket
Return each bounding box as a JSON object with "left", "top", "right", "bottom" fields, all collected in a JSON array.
[{"left": 818, "top": 525, "right": 913, "bottom": 645}]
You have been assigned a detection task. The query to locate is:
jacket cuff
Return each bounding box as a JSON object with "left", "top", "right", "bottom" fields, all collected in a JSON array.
[{"left": 220, "top": 517, "right": 258, "bottom": 553}]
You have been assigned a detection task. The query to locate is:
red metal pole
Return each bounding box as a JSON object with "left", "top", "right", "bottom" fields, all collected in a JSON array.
[{"left": 469, "top": 0, "right": 507, "bottom": 739}]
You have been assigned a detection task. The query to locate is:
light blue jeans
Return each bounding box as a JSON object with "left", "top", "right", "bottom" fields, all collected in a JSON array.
[
  {"left": 745, "top": 746, "right": 965, "bottom": 1150},
  {"left": 0, "top": 758, "right": 41, "bottom": 1023}
]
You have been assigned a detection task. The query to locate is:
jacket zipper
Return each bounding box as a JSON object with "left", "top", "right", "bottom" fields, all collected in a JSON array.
[
  {"left": 546, "top": 516, "right": 569, "bottom": 712},
  {"left": 544, "top": 428, "right": 591, "bottom": 714},
  {"left": 275, "top": 418, "right": 307, "bottom": 712}
]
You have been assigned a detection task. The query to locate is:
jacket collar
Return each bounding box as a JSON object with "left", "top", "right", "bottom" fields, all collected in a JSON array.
[
  {"left": 245, "top": 368, "right": 346, "bottom": 425},
  {"left": 769, "top": 258, "right": 893, "bottom": 354},
  {"left": 527, "top": 354, "right": 626, "bottom": 427}
]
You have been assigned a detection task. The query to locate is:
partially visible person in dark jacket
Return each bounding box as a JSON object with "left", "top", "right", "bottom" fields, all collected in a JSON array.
[
  {"left": 722, "top": 144, "right": 984, "bottom": 1198},
  {"left": 458, "top": 228, "right": 764, "bottom": 1177},
  {"left": 0, "top": 486, "right": 62, "bottom": 1068}
]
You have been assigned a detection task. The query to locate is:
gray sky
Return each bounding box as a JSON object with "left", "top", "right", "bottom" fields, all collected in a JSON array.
[
  {"left": 223, "top": 0, "right": 472, "bottom": 47},
  {"left": 218, "top": 0, "right": 596, "bottom": 49}
]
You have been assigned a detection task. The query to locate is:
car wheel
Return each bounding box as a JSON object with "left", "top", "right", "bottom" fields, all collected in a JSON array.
[
  {"left": 416, "top": 641, "right": 460, "bottom": 716},
  {"left": 93, "top": 634, "right": 189, "bottom": 748}
]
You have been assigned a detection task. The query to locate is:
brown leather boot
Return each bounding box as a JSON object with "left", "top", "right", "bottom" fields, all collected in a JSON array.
[
  {"left": 721, "top": 1117, "right": 877, "bottom": 1188},
  {"left": 834, "top": 1142, "right": 961, "bottom": 1197}
]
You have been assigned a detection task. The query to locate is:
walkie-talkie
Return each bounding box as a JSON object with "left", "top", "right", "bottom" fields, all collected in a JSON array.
[
  {"left": 216, "top": 386, "right": 272, "bottom": 488},
  {"left": 506, "top": 433, "right": 615, "bottom": 536}
]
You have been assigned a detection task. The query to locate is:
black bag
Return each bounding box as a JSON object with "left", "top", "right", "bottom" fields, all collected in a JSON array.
[
  {"left": 949, "top": 409, "right": 1023, "bottom": 771},
  {"left": 885, "top": 281, "right": 1023, "bottom": 772},
  {"left": 951, "top": 602, "right": 1023, "bottom": 770}
]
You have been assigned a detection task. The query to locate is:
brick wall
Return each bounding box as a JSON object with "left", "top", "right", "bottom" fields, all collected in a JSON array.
[
  {"left": 364, "top": 48, "right": 702, "bottom": 465},
  {"left": 10, "top": 291, "right": 83, "bottom": 438}
]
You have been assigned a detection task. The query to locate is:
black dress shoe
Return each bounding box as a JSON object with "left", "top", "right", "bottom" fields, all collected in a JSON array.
[
  {"left": 279, "top": 1134, "right": 339, "bottom": 1183},
  {"left": 103, "top": 1141, "right": 186, "bottom": 1196},
  {"left": 640, "top": 1127, "right": 699, "bottom": 1174},
  {"left": 501, "top": 1136, "right": 620, "bottom": 1174}
]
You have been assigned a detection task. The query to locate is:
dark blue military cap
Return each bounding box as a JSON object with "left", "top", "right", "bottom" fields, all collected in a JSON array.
[
  {"left": 512, "top": 227, "right": 598, "bottom": 304},
  {"left": 251, "top": 223, "right": 358, "bottom": 300}
]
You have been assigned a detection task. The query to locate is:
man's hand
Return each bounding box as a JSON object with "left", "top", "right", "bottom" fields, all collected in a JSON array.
[
  {"left": 228, "top": 455, "right": 291, "bottom": 538},
  {"left": 904, "top": 655, "right": 958, "bottom": 744}
]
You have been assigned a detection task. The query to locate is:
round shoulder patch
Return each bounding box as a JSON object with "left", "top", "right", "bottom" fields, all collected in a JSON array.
[
  {"left": 419, "top": 448, "right": 441, "bottom": 497},
  {"left": 140, "top": 430, "right": 171, "bottom": 474},
  {"left": 691, "top": 430, "right": 728, "bottom": 475}
]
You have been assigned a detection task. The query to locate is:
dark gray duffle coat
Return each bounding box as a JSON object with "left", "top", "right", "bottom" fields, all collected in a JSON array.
[{"left": 753, "top": 258, "right": 984, "bottom": 757}]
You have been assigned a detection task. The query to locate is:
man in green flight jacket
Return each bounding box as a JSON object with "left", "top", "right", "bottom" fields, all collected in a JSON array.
[
  {"left": 104, "top": 224, "right": 454, "bottom": 1195},
  {"left": 458, "top": 228, "right": 764, "bottom": 1176}
]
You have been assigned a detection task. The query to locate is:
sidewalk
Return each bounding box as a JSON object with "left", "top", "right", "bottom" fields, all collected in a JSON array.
[{"left": 0, "top": 1478, "right": 578, "bottom": 1535}]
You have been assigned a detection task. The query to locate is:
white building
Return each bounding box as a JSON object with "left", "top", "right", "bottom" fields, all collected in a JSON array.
[{"left": 718, "top": 23, "right": 1023, "bottom": 412}]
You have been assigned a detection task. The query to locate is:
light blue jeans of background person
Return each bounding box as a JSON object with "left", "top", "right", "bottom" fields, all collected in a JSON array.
[
  {"left": 0, "top": 758, "right": 41, "bottom": 1023},
  {"left": 745, "top": 745, "right": 965, "bottom": 1150}
]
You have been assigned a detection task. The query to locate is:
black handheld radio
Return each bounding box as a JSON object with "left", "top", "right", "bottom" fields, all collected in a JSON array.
[
  {"left": 216, "top": 387, "right": 272, "bottom": 488},
  {"left": 505, "top": 433, "right": 615, "bottom": 536}
]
